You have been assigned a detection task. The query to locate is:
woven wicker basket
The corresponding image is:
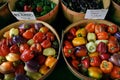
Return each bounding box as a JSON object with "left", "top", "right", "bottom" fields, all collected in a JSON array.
[
  {"left": 8, "top": 0, "right": 59, "bottom": 23},
  {"left": 0, "top": 20, "right": 60, "bottom": 80},
  {"left": 62, "top": 19, "right": 119, "bottom": 80},
  {"left": 61, "top": 0, "right": 110, "bottom": 23}
]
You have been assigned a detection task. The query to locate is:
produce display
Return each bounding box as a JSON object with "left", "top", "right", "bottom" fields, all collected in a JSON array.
[
  {"left": 0, "top": 22, "right": 59, "bottom": 80},
  {"left": 14, "top": 0, "right": 56, "bottom": 17},
  {"left": 62, "top": 0, "right": 103, "bottom": 12},
  {"left": 62, "top": 21, "right": 120, "bottom": 79}
]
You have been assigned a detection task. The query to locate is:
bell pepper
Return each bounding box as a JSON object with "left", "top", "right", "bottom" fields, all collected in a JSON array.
[
  {"left": 85, "top": 22, "right": 95, "bottom": 33},
  {"left": 108, "top": 36, "right": 118, "bottom": 43},
  {"left": 108, "top": 25, "right": 118, "bottom": 34},
  {"left": 114, "top": 32, "right": 120, "bottom": 41},
  {"left": 109, "top": 53, "right": 120, "bottom": 67},
  {"left": 63, "top": 44, "right": 74, "bottom": 57},
  {"left": 88, "top": 67, "right": 102, "bottom": 79},
  {"left": 95, "top": 40, "right": 108, "bottom": 45},
  {"left": 81, "top": 56, "right": 90, "bottom": 69},
  {"left": 100, "top": 60, "right": 113, "bottom": 73},
  {"left": 87, "top": 33, "right": 96, "bottom": 41},
  {"left": 97, "top": 32, "right": 109, "bottom": 40},
  {"left": 110, "top": 66, "right": 120, "bottom": 79},
  {"left": 76, "top": 28, "right": 87, "bottom": 37},
  {"left": 97, "top": 42, "right": 107, "bottom": 54},
  {"left": 90, "top": 56, "right": 101, "bottom": 67},
  {"left": 72, "top": 37, "right": 86, "bottom": 47},
  {"left": 45, "top": 56, "right": 57, "bottom": 68},
  {"left": 86, "top": 41, "right": 96, "bottom": 53},
  {"left": 71, "top": 59, "right": 80, "bottom": 70},
  {"left": 89, "top": 52, "right": 99, "bottom": 57},
  {"left": 69, "top": 27, "right": 76, "bottom": 37},
  {"left": 95, "top": 24, "right": 105, "bottom": 34},
  {"left": 89, "top": 52, "right": 101, "bottom": 67},
  {"left": 75, "top": 46, "right": 87, "bottom": 57},
  {"left": 99, "top": 53, "right": 110, "bottom": 60},
  {"left": 108, "top": 42, "right": 120, "bottom": 54}
]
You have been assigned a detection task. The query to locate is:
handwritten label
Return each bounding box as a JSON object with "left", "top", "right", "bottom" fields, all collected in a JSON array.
[
  {"left": 12, "top": 12, "right": 36, "bottom": 20},
  {"left": 85, "top": 9, "right": 108, "bottom": 19}
]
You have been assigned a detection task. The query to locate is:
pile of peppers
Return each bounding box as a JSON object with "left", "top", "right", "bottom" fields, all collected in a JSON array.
[
  {"left": 14, "top": 0, "right": 56, "bottom": 17},
  {"left": 63, "top": 22, "right": 120, "bottom": 80}
]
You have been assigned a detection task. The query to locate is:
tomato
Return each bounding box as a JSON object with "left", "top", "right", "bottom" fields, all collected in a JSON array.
[
  {"left": 97, "top": 32, "right": 109, "bottom": 40},
  {"left": 71, "top": 59, "right": 80, "bottom": 70},
  {"left": 15, "top": 64, "right": 25, "bottom": 75},
  {"left": 20, "top": 49, "right": 34, "bottom": 62},
  {"left": 33, "top": 32, "right": 46, "bottom": 43},
  {"left": 23, "top": 30, "right": 34, "bottom": 39},
  {"left": 10, "top": 44, "right": 19, "bottom": 53},
  {"left": 41, "top": 39, "right": 51, "bottom": 48},
  {"left": 108, "top": 25, "right": 118, "bottom": 34},
  {"left": 30, "top": 43, "right": 42, "bottom": 52},
  {"left": 69, "top": 27, "right": 76, "bottom": 36},
  {"left": 85, "top": 22, "right": 95, "bottom": 32},
  {"left": 19, "top": 43, "right": 29, "bottom": 53},
  {"left": 46, "top": 32, "right": 55, "bottom": 41},
  {"left": 0, "top": 44, "right": 9, "bottom": 57}
]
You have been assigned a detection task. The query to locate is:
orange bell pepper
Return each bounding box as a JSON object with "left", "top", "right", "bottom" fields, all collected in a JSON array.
[
  {"left": 85, "top": 22, "right": 95, "bottom": 33},
  {"left": 108, "top": 42, "right": 120, "bottom": 54},
  {"left": 108, "top": 25, "right": 118, "bottom": 34},
  {"left": 100, "top": 60, "right": 113, "bottom": 73}
]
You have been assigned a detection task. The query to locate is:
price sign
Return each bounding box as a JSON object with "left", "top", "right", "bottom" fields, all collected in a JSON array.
[
  {"left": 85, "top": 9, "right": 108, "bottom": 19},
  {"left": 12, "top": 12, "right": 36, "bottom": 20}
]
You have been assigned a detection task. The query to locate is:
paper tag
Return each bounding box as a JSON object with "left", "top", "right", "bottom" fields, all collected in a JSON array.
[
  {"left": 85, "top": 9, "right": 108, "bottom": 19},
  {"left": 12, "top": 12, "right": 36, "bottom": 20}
]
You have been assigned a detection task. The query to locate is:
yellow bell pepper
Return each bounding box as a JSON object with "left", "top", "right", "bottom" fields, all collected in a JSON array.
[
  {"left": 72, "top": 37, "right": 86, "bottom": 47},
  {"left": 88, "top": 67, "right": 102, "bottom": 79},
  {"left": 76, "top": 28, "right": 87, "bottom": 37},
  {"left": 89, "top": 52, "right": 99, "bottom": 57}
]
